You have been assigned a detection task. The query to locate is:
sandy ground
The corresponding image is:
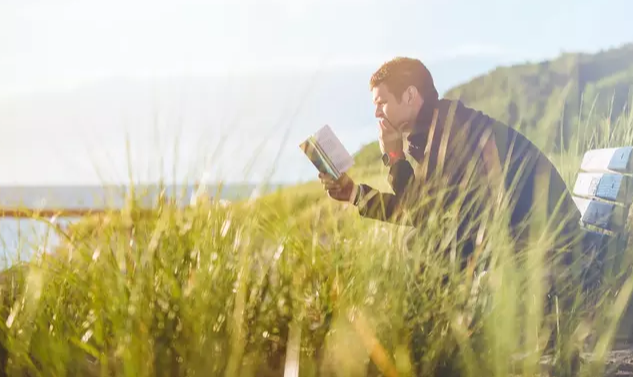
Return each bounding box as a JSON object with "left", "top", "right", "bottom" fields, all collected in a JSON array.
[
  {"left": 534, "top": 348, "right": 633, "bottom": 376},
  {"left": 593, "top": 348, "right": 633, "bottom": 376}
]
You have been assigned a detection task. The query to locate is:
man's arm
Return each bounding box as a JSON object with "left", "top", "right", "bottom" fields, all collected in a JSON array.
[{"left": 353, "top": 159, "right": 418, "bottom": 225}]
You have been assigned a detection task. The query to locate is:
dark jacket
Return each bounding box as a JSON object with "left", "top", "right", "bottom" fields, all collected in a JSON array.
[{"left": 354, "top": 98, "right": 582, "bottom": 257}]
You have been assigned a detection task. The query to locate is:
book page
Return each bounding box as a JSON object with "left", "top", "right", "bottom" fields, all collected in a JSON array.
[{"left": 314, "top": 125, "right": 354, "bottom": 174}]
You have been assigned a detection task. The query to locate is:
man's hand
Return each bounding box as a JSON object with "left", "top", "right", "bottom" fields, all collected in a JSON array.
[
  {"left": 378, "top": 120, "right": 405, "bottom": 164},
  {"left": 319, "top": 172, "right": 357, "bottom": 203}
]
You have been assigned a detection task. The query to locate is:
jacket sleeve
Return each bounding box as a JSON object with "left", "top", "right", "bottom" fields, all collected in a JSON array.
[
  {"left": 354, "top": 132, "right": 481, "bottom": 227},
  {"left": 354, "top": 159, "right": 418, "bottom": 225}
]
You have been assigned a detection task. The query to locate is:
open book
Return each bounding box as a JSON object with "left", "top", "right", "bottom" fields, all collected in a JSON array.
[{"left": 300, "top": 125, "right": 354, "bottom": 180}]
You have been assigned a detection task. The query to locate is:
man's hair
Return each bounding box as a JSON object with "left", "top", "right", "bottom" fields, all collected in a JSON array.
[{"left": 370, "top": 57, "right": 438, "bottom": 103}]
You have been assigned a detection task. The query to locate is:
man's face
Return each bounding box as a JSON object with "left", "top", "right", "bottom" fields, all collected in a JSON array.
[{"left": 372, "top": 83, "right": 411, "bottom": 132}]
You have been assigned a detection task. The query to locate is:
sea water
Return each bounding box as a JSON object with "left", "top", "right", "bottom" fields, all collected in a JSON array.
[{"left": 0, "top": 184, "right": 265, "bottom": 268}]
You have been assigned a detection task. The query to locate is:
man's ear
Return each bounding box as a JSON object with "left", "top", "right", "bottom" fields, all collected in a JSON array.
[{"left": 406, "top": 86, "right": 416, "bottom": 104}]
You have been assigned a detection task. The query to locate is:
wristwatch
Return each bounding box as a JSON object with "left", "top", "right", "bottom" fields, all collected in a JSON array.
[{"left": 382, "top": 152, "right": 404, "bottom": 167}]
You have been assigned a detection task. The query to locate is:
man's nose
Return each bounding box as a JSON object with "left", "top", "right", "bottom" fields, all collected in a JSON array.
[{"left": 375, "top": 107, "right": 383, "bottom": 118}]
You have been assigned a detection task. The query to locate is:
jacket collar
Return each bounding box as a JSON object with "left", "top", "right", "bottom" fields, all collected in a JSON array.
[{"left": 407, "top": 97, "right": 440, "bottom": 146}]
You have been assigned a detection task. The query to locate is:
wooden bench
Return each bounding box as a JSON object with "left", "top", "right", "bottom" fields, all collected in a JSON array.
[
  {"left": 573, "top": 146, "right": 633, "bottom": 236},
  {"left": 572, "top": 146, "right": 633, "bottom": 258},
  {"left": 571, "top": 146, "right": 633, "bottom": 344}
]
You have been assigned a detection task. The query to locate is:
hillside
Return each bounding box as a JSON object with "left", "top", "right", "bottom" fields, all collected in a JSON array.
[
  {"left": 445, "top": 43, "right": 633, "bottom": 152},
  {"left": 354, "top": 43, "right": 633, "bottom": 163}
]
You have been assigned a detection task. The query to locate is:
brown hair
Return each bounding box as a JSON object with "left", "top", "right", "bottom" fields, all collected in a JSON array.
[{"left": 369, "top": 57, "right": 438, "bottom": 103}]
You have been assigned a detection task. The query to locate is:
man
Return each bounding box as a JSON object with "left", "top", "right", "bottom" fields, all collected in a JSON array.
[
  {"left": 319, "top": 56, "right": 587, "bottom": 376},
  {"left": 320, "top": 57, "right": 583, "bottom": 263}
]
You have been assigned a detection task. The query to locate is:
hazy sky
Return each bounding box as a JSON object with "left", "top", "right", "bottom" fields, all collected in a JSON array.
[
  {"left": 4, "top": 0, "right": 633, "bottom": 96},
  {"left": 1, "top": 0, "right": 633, "bottom": 185}
]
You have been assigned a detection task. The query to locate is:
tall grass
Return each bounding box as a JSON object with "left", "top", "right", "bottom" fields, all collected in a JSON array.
[{"left": 0, "top": 102, "right": 633, "bottom": 377}]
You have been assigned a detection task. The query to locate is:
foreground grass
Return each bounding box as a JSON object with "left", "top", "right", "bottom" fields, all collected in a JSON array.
[
  {"left": 1, "top": 181, "right": 630, "bottom": 377},
  {"left": 1, "top": 105, "right": 633, "bottom": 376}
]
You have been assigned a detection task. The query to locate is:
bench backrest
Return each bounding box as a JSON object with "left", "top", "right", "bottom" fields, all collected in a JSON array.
[
  {"left": 572, "top": 146, "right": 633, "bottom": 237},
  {"left": 572, "top": 146, "right": 633, "bottom": 345}
]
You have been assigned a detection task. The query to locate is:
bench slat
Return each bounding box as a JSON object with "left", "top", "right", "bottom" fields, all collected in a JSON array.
[
  {"left": 580, "top": 147, "right": 633, "bottom": 174},
  {"left": 573, "top": 196, "right": 629, "bottom": 232},
  {"left": 573, "top": 172, "right": 633, "bottom": 203}
]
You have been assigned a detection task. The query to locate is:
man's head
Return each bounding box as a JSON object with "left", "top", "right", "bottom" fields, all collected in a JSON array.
[{"left": 370, "top": 57, "right": 438, "bottom": 133}]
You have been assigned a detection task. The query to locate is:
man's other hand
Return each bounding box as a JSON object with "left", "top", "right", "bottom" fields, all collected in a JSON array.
[
  {"left": 319, "top": 172, "right": 357, "bottom": 203},
  {"left": 378, "top": 120, "right": 404, "bottom": 161}
]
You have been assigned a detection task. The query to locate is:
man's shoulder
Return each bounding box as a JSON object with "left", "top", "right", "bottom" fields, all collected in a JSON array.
[
  {"left": 438, "top": 98, "right": 499, "bottom": 123},
  {"left": 438, "top": 98, "right": 522, "bottom": 137},
  {"left": 436, "top": 98, "right": 499, "bottom": 139},
  {"left": 437, "top": 98, "right": 544, "bottom": 158}
]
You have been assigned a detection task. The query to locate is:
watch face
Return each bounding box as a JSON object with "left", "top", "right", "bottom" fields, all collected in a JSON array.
[{"left": 381, "top": 153, "right": 390, "bottom": 166}]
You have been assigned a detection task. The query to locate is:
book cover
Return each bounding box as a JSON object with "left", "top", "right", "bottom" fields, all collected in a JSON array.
[{"left": 300, "top": 125, "right": 353, "bottom": 180}]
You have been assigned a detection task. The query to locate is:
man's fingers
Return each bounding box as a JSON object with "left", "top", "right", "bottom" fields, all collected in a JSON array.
[
  {"left": 320, "top": 177, "right": 335, "bottom": 185},
  {"left": 323, "top": 181, "right": 340, "bottom": 191},
  {"left": 381, "top": 132, "right": 402, "bottom": 143},
  {"left": 319, "top": 172, "right": 337, "bottom": 182},
  {"left": 378, "top": 119, "right": 400, "bottom": 133},
  {"left": 320, "top": 173, "right": 345, "bottom": 185},
  {"left": 327, "top": 188, "right": 344, "bottom": 200}
]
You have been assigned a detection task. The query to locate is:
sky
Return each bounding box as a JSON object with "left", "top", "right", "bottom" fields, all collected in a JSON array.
[{"left": 1, "top": 0, "right": 633, "bottom": 185}]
